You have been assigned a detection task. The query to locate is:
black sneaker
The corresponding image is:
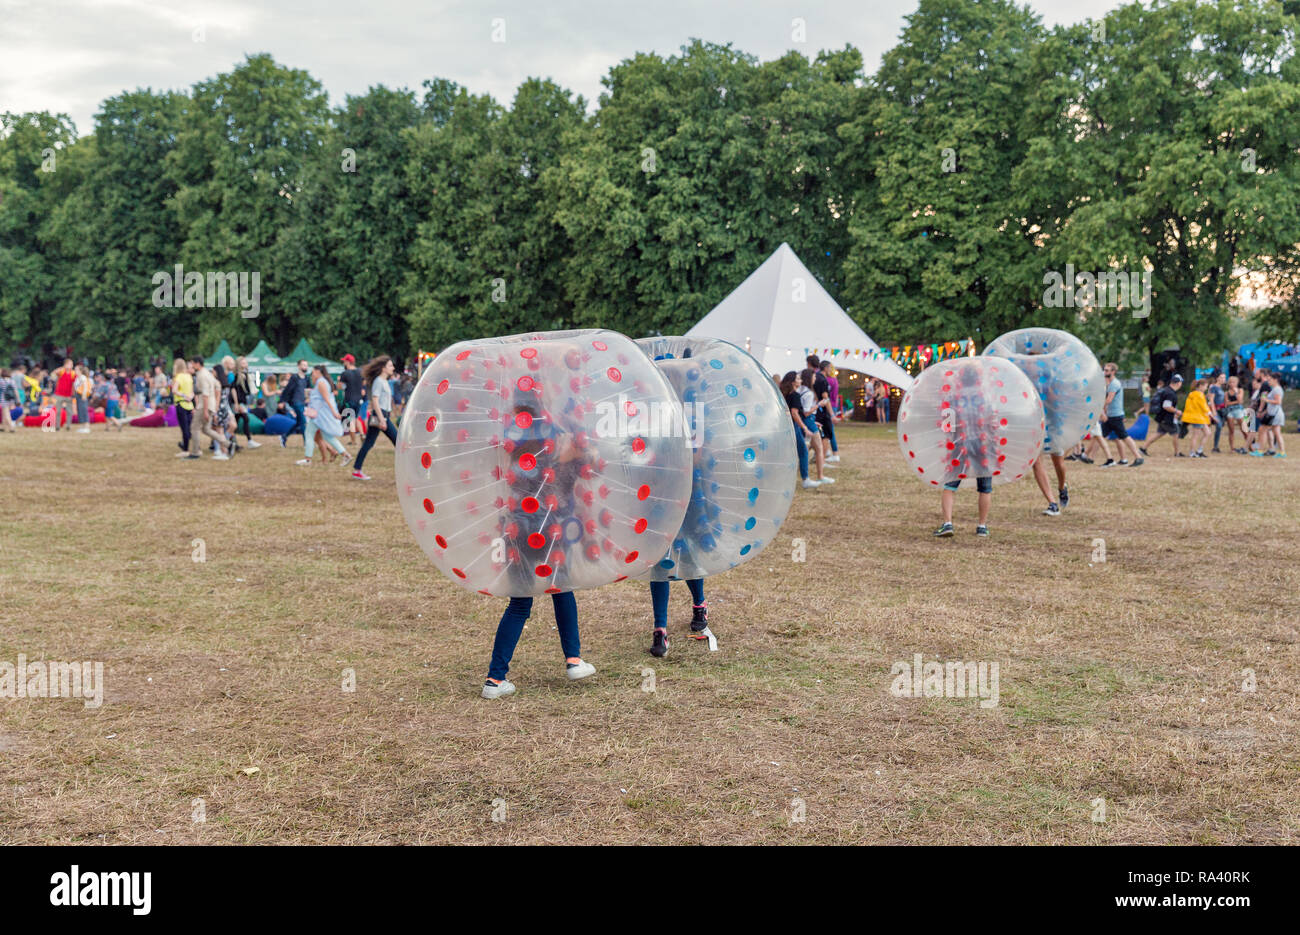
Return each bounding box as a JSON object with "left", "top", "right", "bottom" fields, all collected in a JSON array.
[
  {"left": 975, "top": 525, "right": 989, "bottom": 538},
  {"left": 1042, "top": 502, "right": 1060, "bottom": 516},
  {"left": 1131, "top": 457, "right": 1144, "bottom": 466},
  {"left": 650, "top": 629, "right": 669, "bottom": 658},
  {"left": 1079, "top": 455, "right": 1094, "bottom": 464},
  {"left": 690, "top": 604, "right": 709, "bottom": 632},
  {"left": 933, "top": 522, "right": 955, "bottom": 537},
  {"left": 1139, "top": 446, "right": 1149, "bottom": 456},
  {"left": 1059, "top": 485, "right": 1069, "bottom": 509},
  {"left": 1101, "top": 459, "right": 1116, "bottom": 467}
]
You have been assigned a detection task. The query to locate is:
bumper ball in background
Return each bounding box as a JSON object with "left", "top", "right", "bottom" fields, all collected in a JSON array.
[
  {"left": 396, "top": 329, "right": 692, "bottom": 597},
  {"left": 635, "top": 336, "right": 797, "bottom": 581},
  {"left": 982, "top": 327, "right": 1104, "bottom": 455},
  {"left": 898, "top": 357, "right": 1045, "bottom": 487}
]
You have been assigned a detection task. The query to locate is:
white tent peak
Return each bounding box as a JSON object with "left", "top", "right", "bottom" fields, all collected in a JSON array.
[{"left": 685, "top": 243, "right": 913, "bottom": 388}]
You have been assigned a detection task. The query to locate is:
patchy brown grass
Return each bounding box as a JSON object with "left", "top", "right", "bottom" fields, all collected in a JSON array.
[{"left": 1, "top": 420, "right": 1297, "bottom": 844}]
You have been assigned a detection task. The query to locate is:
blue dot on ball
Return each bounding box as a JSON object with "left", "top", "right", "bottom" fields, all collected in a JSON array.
[
  {"left": 725, "top": 384, "right": 738, "bottom": 397},
  {"left": 739, "top": 544, "right": 751, "bottom": 556},
  {"left": 735, "top": 412, "right": 747, "bottom": 427},
  {"left": 743, "top": 447, "right": 756, "bottom": 462},
  {"left": 687, "top": 368, "right": 699, "bottom": 381},
  {"left": 754, "top": 466, "right": 764, "bottom": 479},
  {"left": 660, "top": 558, "right": 675, "bottom": 569},
  {"left": 747, "top": 487, "right": 759, "bottom": 503},
  {"left": 744, "top": 516, "right": 756, "bottom": 530},
  {"left": 709, "top": 359, "right": 723, "bottom": 369}
]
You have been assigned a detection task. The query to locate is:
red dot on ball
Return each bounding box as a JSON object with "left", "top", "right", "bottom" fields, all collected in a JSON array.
[
  {"left": 456, "top": 350, "right": 471, "bottom": 361},
  {"left": 423, "top": 498, "right": 435, "bottom": 513},
  {"left": 515, "top": 412, "right": 532, "bottom": 428},
  {"left": 436, "top": 380, "right": 449, "bottom": 394},
  {"left": 453, "top": 568, "right": 466, "bottom": 578},
  {"left": 520, "top": 347, "right": 537, "bottom": 359},
  {"left": 519, "top": 453, "right": 536, "bottom": 470},
  {"left": 632, "top": 437, "right": 645, "bottom": 454},
  {"left": 593, "top": 340, "right": 607, "bottom": 351},
  {"left": 636, "top": 484, "right": 650, "bottom": 500},
  {"left": 625, "top": 551, "right": 639, "bottom": 563},
  {"left": 634, "top": 518, "right": 648, "bottom": 533},
  {"left": 535, "top": 564, "right": 552, "bottom": 577},
  {"left": 426, "top": 416, "right": 437, "bottom": 432},
  {"left": 435, "top": 534, "right": 448, "bottom": 548},
  {"left": 528, "top": 533, "right": 545, "bottom": 549},
  {"left": 517, "top": 376, "right": 533, "bottom": 391},
  {"left": 522, "top": 497, "right": 540, "bottom": 513},
  {"left": 607, "top": 367, "right": 622, "bottom": 382},
  {"left": 420, "top": 452, "right": 432, "bottom": 469}
]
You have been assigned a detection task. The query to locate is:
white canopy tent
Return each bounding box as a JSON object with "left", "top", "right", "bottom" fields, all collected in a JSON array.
[{"left": 686, "top": 242, "right": 914, "bottom": 389}]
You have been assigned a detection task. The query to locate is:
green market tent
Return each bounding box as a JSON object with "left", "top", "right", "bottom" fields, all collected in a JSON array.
[
  {"left": 285, "top": 337, "right": 343, "bottom": 375},
  {"left": 243, "top": 339, "right": 285, "bottom": 371},
  {"left": 204, "top": 339, "right": 236, "bottom": 365}
]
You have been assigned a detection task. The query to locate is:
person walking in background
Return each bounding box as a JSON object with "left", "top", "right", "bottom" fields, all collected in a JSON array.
[
  {"left": 0, "top": 368, "right": 16, "bottom": 432},
  {"left": 297, "top": 364, "right": 350, "bottom": 468},
  {"left": 73, "top": 364, "right": 93, "bottom": 433},
  {"left": 799, "top": 366, "right": 834, "bottom": 485},
  {"left": 1142, "top": 373, "right": 1183, "bottom": 458},
  {"left": 172, "top": 357, "right": 194, "bottom": 456},
  {"left": 189, "top": 357, "right": 234, "bottom": 461},
  {"left": 280, "top": 359, "right": 309, "bottom": 445},
  {"left": 351, "top": 356, "right": 397, "bottom": 480},
  {"left": 1208, "top": 373, "right": 1227, "bottom": 452},
  {"left": 1252, "top": 370, "right": 1287, "bottom": 458},
  {"left": 876, "top": 380, "right": 891, "bottom": 424},
  {"left": 1180, "top": 377, "right": 1213, "bottom": 458},
  {"left": 815, "top": 359, "right": 840, "bottom": 463},
  {"left": 1139, "top": 370, "right": 1153, "bottom": 415},
  {"left": 1224, "top": 375, "right": 1247, "bottom": 453},
  {"left": 232, "top": 356, "right": 261, "bottom": 448},
  {"left": 52, "top": 359, "right": 76, "bottom": 431},
  {"left": 151, "top": 365, "right": 168, "bottom": 408},
  {"left": 1098, "top": 363, "right": 1143, "bottom": 466},
  {"left": 338, "top": 353, "right": 365, "bottom": 444},
  {"left": 782, "top": 371, "right": 820, "bottom": 490}
]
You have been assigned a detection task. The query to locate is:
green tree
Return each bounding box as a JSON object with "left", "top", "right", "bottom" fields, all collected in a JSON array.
[{"left": 165, "top": 54, "right": 331, "bottom": 354}]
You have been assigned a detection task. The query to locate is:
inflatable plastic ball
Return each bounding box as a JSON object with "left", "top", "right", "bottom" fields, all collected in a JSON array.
[
  {"left": 395, "top": 329, "right": 693, "bottom": 597},
  {"left": 635, "top": 336, "right": 798, "bottom": 581},
  {"left": 982, "top": 327, "right": 1105, "bottom": 455},
  {"left": 897, "top": 357, "right": 1045, "bottom": 487}
]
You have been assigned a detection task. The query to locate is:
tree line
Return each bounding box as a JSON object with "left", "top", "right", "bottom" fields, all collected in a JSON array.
[{"left": 2, "top": 0, "right": 1298, "bottom": 370}]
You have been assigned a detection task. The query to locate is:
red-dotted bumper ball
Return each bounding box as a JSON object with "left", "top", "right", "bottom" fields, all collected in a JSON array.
[
  {"left": 982, "top": 327, "right": 1105, "bottom": 455},
  {"left": 634, "top": 336, "right": 797, "bottom": 581},
  {"left": 897, "top": 357, "right": 1044, "bottom": 488},
  {"left": 396, "top": 330, "right": 692, "bottom": 597}
]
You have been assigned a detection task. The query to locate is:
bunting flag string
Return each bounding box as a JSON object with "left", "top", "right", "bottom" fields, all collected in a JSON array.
[{"left": 804, "top": 338, "right": 978, "bottom": 371}]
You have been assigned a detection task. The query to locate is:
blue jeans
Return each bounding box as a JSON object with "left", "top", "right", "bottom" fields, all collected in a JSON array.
[
  {"left": 354, "top": 409, "right": 396, "bottom": 470},
  {"left": 649, "top": 579, "right": 705, "bottom": 628},
  {"left": 291, "top": 401, "right": 305, "bottom": 437},
  {"left": 793, "top": 420, "right": 809, "bottom": 479},
  {"left": 488, "top": 592, "right": 580, "bottom": 681}
]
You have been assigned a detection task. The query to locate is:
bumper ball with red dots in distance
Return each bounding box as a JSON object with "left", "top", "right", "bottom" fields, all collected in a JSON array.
[
  {"left": 395, "top": 329, "right": 693, "bottom": 597},
  {"left": 898, "top": 356, "right": 1045, "bottom": 488},
  {"left": 982, "top": 327, "right": 1104, "bottom": 455},
  {"left": 635, "top": 336, "right": 797, "bottom": 581}
]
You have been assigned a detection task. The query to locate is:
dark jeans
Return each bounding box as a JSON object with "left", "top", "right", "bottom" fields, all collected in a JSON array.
[
  {"left": 649, "top": 579, "right": 705, "bottom": 628},
  {"left": 1213, "top": 414, "right": 1224, "bottom": 448},
  {"left": 176, "top": 406, "right": 193, "bottom": 450},
  {"left": 354, "top": 409, "right": 397, "bottom": 470},
  {"left": 817, "top": 412, "right": 837, "bottom": 452},
  {"left": 793, "top": 420, "right": 809, "bottom": 479},
  {"left": 236, "top": 411, "right": 251, "bottom": 440},
  {"left": 488, "top": 592, "right": 580, "bottom": 681},
  {"left": 291, "top": 401, "right": 305, "bottom": 437}
]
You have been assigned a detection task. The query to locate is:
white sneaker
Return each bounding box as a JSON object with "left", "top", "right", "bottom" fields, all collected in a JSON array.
[
  {"left": 566, "top": 660, "right": 596, "bottom": 681},
  {"left": 818, "top": 475, "right": 836, "bottom": 484},
  {"left": 801, "top": 479, "right": 821, "bottom": 489},
  {"left": 826, "top": 454, "right": 841, "bottom": 463},
  {"left": 246, "top": 439, "right": 262, "bottom": 449},
  {"left": 339, "top": 452, "right": 352, "bottom": 468},
  {"left": 175, "top": 450, "right": 192, "bottom": 458},
  {"left": 212, "top": 451, "right": 230, "bottom": 461},
  {"left": 77, "top": 427, "right": 90, "bottom": 434},
  {"left": 295, "top": 458, "right": 311, "bottom": 466},
  {"left": 481, "top": 679, "right": 516, "bottom": 699}
]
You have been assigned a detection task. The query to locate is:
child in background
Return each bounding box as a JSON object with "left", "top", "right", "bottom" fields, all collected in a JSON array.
[{"left": 1181, "top": 378, "right": 1213, "bottom": 458}]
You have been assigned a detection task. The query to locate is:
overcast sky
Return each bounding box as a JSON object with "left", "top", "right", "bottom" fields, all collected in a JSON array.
[{"left": 2, "top": 0, "right": 1119, "bottom": 135}]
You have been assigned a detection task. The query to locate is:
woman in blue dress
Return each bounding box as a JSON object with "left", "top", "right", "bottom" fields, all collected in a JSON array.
[{"left": 296, "top": 365, "right": 351, "bottom": 468}]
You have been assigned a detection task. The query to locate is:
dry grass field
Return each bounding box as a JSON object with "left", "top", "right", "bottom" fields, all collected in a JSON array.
[{"left": 1, "top": 419, "right": 1297, "bottom": 845}]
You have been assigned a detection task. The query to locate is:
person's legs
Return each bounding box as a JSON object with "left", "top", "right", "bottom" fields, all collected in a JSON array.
[
  {"left": 793, "top": 421, "right": 808, "bottom": 480},
  {"left": 177, "top": 407, "right": 192, "bottom": 451},
  {"left": 354, "top": 425, "right": 381, "bottom": 470},
  {"left": 292, "top": 402, "right": 305, "bottom": 439},
  {"left": 322, "top": 431, "right": 348, "bottom": 456},
  {"left": 977, "top": 491, "right": 991, "bottom": 525},
  {"left": 1051, "top": 454, "right": 1066, "bottom": 490},
  {"left": 1032, "top": 457, "right": 1055, "bottom": 506},
  {"left": 56, "top": 395, "right": 74, "bottom": 430},
  {"left": 302, "top": 419, "right": 318, "bottom": 459},
  {"left": 1274, "top": 422, "right": 1286, "bottom": 455},
  {"left": 75, "top": 396, "right": 87, "bottom": 427},
  {"left": 487, "top": 597, "right": 533, "bottom": 682},
  {"left": 1212, "top": 417, "right": 1223, "bottom": 451},
  {"left": 552, "top": 591, "right": 581, "bottom": 662},
  {"left": 940, "top": 488, "right": 955, "bottom": 524},
  {"left": 686, "top": 578, "right": 705, "bottom": 606},
  {"left": 821, "top": 414, "right": 838, "bottom": 454},
  {"left": 650, "top": 580, "right": 670, "bottom": 630},
  {"left": 805, "top": 417, "right": 827, "bottom": 479}
]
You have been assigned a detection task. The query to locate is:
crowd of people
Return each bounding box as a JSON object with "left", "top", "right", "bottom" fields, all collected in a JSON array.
[{"left": 0, "top": 353, "right": 418, "bottom": 478}]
